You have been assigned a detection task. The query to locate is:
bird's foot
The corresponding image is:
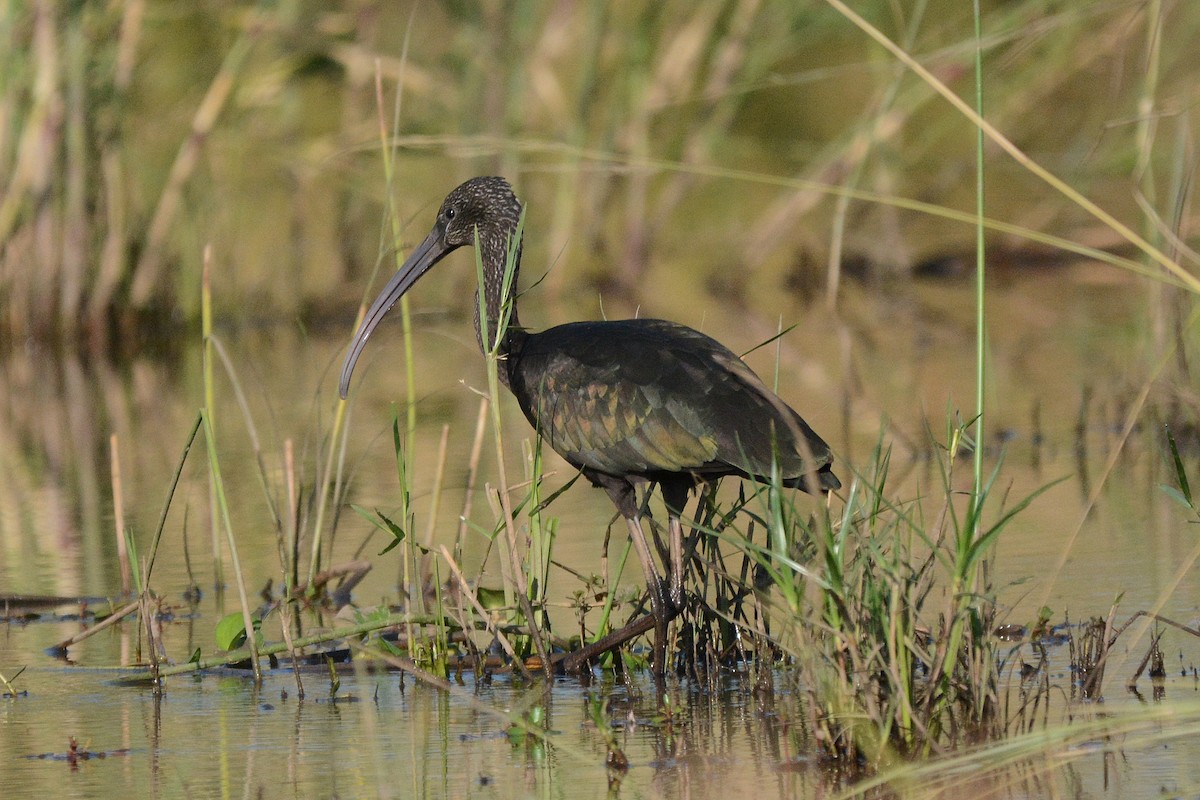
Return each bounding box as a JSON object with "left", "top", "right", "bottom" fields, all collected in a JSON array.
[
  {"left": 651, "top": 608, "right": 669, "bottom": 679},
  {"left": 667, "top": 584, "right": 684, "bottom": 614},
  {"left": 654, "top": 577, "right": 684, "bottom": 619}
]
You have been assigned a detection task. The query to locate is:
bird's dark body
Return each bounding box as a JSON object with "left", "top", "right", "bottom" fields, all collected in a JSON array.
[
  {"left": 339, "top": 176, "right": 839, "bottom": 677},
  {"left": 504, "top": 318, "right": 837, "bottom": 494}
]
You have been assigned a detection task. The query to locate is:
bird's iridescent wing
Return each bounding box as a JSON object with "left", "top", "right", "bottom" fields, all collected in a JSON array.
[{"left": 507, "top": 319, "right": 832, "bottom": 483}]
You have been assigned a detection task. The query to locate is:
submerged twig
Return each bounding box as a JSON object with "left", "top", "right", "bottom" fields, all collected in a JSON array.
[
  {"left": 0, "top": 667, "right": 25, "bottom": 696},
  {"left": 278, "top": 602, "right": 305, "bottom": 699},
  {"left": 1127, "top": 629, "right": 1166, "bottom": 690},
  {"left": 559, "top": 608, "right": 674, "bottom": 674},
  {"left": 113, "top": 611, "right": 441, "bottom": 684},
  {"left": 48, "top": 600, "right": 140, "bottom": 655},
  {"left": 1112, "top": 610, "right": 1200, "bottom": 640}
]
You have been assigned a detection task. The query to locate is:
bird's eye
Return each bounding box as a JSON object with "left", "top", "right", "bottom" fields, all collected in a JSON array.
[{"left": 445, "top": 207, "right": 456, "bottom": 221}]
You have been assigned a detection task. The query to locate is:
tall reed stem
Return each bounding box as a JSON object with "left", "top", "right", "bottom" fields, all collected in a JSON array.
[
  {"left": 972, "top": 0, "right": 986, "bottom": 514},
  {"left": 202, "top": 247, "right": 224, "bottom": 590}
]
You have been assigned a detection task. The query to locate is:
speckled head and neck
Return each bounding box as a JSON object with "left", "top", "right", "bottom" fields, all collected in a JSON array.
[
  {"left": 440, "top": 177, "right": 525, "bottom": 352},
  {"left": 339, "top": 177, "right": 524, "bottom": 398}
]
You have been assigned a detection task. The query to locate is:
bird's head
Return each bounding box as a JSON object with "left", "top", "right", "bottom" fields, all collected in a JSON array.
[
  {"left": 338, "top": 177, "right": 523, "bottom": 399},
  {"left": 437, "top": 176, "right": 523, "bottom": 250}
]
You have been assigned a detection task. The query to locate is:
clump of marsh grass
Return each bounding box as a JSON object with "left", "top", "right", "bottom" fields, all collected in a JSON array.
[{"left": 681, "top": 420, "right": 1058, "bottom": 767}]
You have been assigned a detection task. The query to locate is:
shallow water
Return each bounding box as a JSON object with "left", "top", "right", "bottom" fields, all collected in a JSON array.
[
  {"left": 2, "top": 262, "right": 1199, "bottom": 798},
  {"left": 3, "top": 648, "right": 1200, "bottom": 799}
]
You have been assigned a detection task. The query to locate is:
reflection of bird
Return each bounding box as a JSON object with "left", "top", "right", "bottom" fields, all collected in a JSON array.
[{"left": 339, "top": 177, "right": 839, "bottom": 676}]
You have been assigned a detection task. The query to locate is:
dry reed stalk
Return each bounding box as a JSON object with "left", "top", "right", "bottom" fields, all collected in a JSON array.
[
  {"left": 454, "top": 397, "right": 490, "bottom": 564},
  {"left": 137, "top": 568, "right": 164, "bottom": 682},
  {"left": 637, "top": 0, "right": 762, "bottom": 281},
  {"left": 278, "top": 437, "right": 305, "bottom": 696},
  {"left": 48, "top": 600, "right": 140, "bottom": 653},
  {"left": 284, "top": 438, "right": 299, "bottom": 597},
  {"left": 418, "top": 423, "right": 451, "bottom": 589},
  {"left": 277, "top": 608, "right": 305, "bottom": 700}
]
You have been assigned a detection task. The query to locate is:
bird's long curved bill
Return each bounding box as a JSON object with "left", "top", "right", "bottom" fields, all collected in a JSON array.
[{"left": 339, "top": 227, "right": 448, "bottom": 398}]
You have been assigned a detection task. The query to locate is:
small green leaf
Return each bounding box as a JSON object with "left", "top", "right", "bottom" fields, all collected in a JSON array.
[
  {"left": 215, "top": 611, "right": 250, "bottom": 650},
  {"left": 1161, "top": 484, "right": 1194, "bottom": 511},
  {"left": 350, "top": 504, "right": 408, "bottom": 555},
  {"left": 476, "top": 586, "right": 507, "bottom": 610},
  {"left": 532, "top": 471, "right": 582, "bottom": 514},
  {"left": 1165, "top": 426, "right": 1193, "bottom": 507},
  {"left": 375, "top": 511, "right": 406, "bottom": 555}
]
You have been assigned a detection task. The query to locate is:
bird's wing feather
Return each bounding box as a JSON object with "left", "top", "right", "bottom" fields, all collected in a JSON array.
[{"left": 507, "top": 319, "right": 831, "bottom": 481}]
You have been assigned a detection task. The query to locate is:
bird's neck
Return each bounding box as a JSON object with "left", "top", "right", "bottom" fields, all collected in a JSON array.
[{"left": 472, "top": 227, "right": 523, "bottom": 371}]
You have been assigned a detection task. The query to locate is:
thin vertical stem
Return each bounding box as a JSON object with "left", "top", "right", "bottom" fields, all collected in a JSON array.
[
  {"left": 110, "top": 433, "right": 131, "bottom": 595},
  {"left": 144, "top": 413, "right": 203, "bottom": 585},
  {"left": 284, "top": 438, "right": 298, "bottom": 599},
  {"left": 309, "top": 364, "right": 350, "bottom": 588},
  {"left": 202, "top": 247, "right": 224, "bottom": 590},
  {"left": 456, "top": 397, "right": 490, "bottom": 566},
  {"left": 1136, "top": 0, "right": 1165, "bottom": 358},
  {"left": 200, "top": 248, "right": 260, "bottom": 681},
  {"left": 202, "top": 412, "right": 262, "bottom": 681},
  {"left": 972, "top": 0, "right": 986, "bottom": 522},
  {"left": 419, "top": 424, "right": 451, "bottom": 589}
]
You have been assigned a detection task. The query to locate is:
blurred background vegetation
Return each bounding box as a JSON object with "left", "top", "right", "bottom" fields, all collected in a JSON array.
[{"left": 3, "top": 0, "right": 1197, "bottom": 346}]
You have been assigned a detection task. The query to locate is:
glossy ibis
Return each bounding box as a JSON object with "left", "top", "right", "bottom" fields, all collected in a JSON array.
[{"left": 339, "top": 177, "right": 839, "bottom": 676}]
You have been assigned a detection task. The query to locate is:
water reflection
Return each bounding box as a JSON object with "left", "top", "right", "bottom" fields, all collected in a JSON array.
[
  {"left": 3, "top": 661, "right": 1199, "bottom": 799},
  {"left": 0, "top": 343, "right": 142, "bottom": 597}
]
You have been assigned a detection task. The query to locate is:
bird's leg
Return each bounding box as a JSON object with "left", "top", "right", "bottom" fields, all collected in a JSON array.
[
  {"left": 625, "top": 515, "right": 668, "bottom": 677},
  {"left": 668, "top": 514, "right": 684, "bottom": 610},
  {"left": 592, "top": 471, "right": 671, "bottom": 677},
  {"left": 660, "top": 479, "right": 693, "bottom": 611}
]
